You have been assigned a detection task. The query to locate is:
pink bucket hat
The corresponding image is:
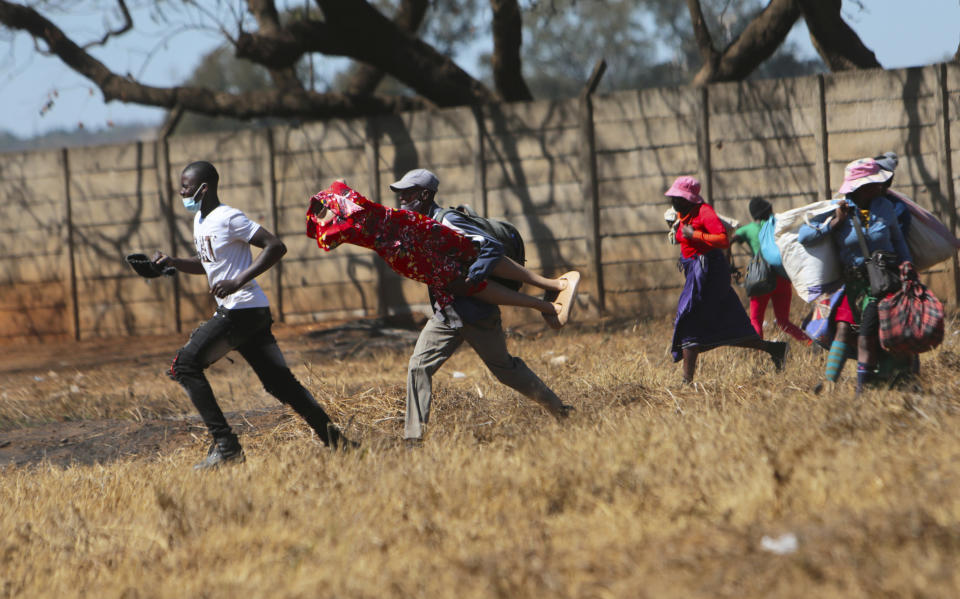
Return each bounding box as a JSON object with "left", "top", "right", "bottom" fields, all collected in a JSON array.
[
  {"left": 837, "top": 158, "right": 892, "bottom": 195},
  {"left": 665, "top": 175, "right": 704, "bottom": 204}
]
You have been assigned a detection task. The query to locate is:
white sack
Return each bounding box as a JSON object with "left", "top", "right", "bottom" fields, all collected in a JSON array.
[{"left": 774, "top": 200, "right": 841, "bottom": 303}]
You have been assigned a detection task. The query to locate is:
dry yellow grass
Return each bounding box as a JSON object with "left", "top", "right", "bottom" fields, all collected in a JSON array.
[{"left": 3, "top": 315, "right": 960, "bottom": 598}]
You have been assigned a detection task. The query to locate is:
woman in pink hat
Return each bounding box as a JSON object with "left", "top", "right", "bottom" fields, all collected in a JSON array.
[
  {"left": 666, "top": 176, "right": 788, "bottom": 383},
  {"left": 798, "top": 158, "right": 913, "bottom": 393}
]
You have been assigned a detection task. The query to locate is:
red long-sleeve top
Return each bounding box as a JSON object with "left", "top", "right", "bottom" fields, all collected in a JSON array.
[{"left": 675, "top": 203, "right": 730, "bottom": 258}]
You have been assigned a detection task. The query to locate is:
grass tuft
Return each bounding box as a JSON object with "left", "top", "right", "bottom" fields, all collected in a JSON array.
[{"left": 2, "top": 316, "right": 960, "bottom": 597}]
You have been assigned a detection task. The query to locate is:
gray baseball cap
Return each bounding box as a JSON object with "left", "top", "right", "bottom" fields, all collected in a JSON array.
[
  {"left": 874, "top": 151, "right": 899, "bottom": 172},
  {"left": 389, "top": 168, "right": 439, "bottom": 192}
]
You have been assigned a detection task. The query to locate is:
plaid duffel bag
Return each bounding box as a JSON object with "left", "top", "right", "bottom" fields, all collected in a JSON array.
[{"left": 878, "top": 261, "right": 945, "bottom": 354}]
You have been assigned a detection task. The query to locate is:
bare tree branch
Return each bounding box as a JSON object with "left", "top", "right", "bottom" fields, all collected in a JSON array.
[
  {"left": 691, "top": 0, "right": 802, "bottom": 85},
  {"left": 490, "top": 0, "right": 532, "bottom": 101},
  {"left": 245, "top": 0, "right": 304, "bottom": 91},
  {"left": 0, "top": 0, "right": 427, "bottom": 119},
  {"left": 246, "top": 0, "right": 283, "bottom": 36},
  {"left": 799, "top": 0, "right": 881, "bottom": 70},
  {"left": 81, "top": 0, "right": 132, "bottom": 50},
  {"left": 235, "top": 0, "right": 497, "bottom": 106},
  {"left": 1, "top": 0, "right": 857, "bottom": 129},
  {"left": 686, "top": 0, "right": 720, "bottom": 71},
  {"left": 340, "top": 0, "right": 429, "bottom": 96}
]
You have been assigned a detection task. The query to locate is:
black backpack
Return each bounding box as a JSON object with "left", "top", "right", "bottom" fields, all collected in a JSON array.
[{"left": 437, "top": 205, "right": 526, "bottom": 291}]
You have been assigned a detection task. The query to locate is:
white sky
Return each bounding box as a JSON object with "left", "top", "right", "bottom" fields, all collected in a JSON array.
[{"left": 0, "top": 0, "right": 958, "bottom": 139}]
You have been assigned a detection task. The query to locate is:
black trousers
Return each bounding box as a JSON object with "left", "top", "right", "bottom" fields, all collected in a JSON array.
[{"left": 169, "top": 307, "right": 333, "bottom": 444}]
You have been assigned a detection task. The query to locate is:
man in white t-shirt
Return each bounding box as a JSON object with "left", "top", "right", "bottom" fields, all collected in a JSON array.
[{"left": 154, "top": 161, "right": 355, "bottom": 469}]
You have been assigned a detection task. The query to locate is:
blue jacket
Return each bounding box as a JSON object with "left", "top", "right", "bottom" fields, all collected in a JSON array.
[
  {"left": 426, "top": 204, "right": 505, "bottom": 326},
  {"left": 797, "top": 196, "right": 912, "bottom": 268}
]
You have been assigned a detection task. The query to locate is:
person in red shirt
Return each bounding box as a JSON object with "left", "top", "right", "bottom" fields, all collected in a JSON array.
[{"left": 666, "top": 176, "right": 787, "bottom": 383}]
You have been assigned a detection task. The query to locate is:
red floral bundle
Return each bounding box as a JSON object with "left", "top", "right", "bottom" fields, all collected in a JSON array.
[{"left": 306, "top": 181, "right": 484, "bottom": 307}]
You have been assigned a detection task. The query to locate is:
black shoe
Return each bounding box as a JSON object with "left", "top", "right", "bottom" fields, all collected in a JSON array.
[
  {"left": 404, "top": 438, "right": 423, "bottom": 450},
  {"left": 326, "top": 423, "right": 360, "bottom": 451},
  {"left": 193, "top": 438, "right": 245, "bottom": 471},
  {"left": 553, "top": 404, "right": 575, "bottom": 419},
  {"left": 769, "top": 342, "right": 788, "bottom": 372}
]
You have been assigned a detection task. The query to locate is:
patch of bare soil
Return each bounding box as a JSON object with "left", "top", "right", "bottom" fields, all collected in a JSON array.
[
  {"left": 0, "top": 317, "right": 426, "bottom": 468},
  {"left": 0, "top": 409, "right": 291, "bottom": 468}
]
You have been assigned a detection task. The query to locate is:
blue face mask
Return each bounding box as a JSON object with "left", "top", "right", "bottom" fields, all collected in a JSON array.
[{"left": 182, "top": 183, "right": 207, "bottom": 213}]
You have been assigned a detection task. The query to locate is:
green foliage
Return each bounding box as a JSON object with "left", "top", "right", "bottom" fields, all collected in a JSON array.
[{"left": 513, "top": 0, "right": 824, "bottom": 98}]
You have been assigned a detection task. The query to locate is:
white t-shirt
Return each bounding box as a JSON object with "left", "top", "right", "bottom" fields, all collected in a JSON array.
[{"left": 193, "top": 204, "right": 270, "bottom": 310}]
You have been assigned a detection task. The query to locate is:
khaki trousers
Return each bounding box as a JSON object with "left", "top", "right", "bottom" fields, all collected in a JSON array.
[{"left": 404, "top": 311, "right": 565, "bottom": 440}]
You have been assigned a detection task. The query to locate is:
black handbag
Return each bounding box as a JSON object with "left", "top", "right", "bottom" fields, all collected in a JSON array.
[
  {"left": 865, "top": 250, "right": 900, "bottom": 296},
  {"left": 744, "top": 252, "right": 777, "bottom": 297},
  {"left": 851, "top": 213, "right": 900, "bottom": 297}
]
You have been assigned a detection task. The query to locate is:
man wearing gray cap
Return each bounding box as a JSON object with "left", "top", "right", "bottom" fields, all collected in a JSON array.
[
  {"left": 390, "top": 168, "right": 439, "bottom": 196},
  {"left": 390, "top": 168, "right": 574, "bottom": 444}
]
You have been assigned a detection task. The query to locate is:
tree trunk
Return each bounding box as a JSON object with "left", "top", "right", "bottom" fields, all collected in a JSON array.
[
  {"left": 340, "top": 0, "right": 429, "bottom": 96},
  {"left": 490, "top": 0, "right": 532, "bottom": 102},
  {"left": 308, "top": 0, "right": 497, "bottom": 106},
  {"left": 233, "top": 0, "right": 496, "bottom": 106},
  {"left": 247, "top": 0, "right": 304, "bottom": 92},
  {"left": 686, "top": 0, "right": 720, "bottom": 73},
  {"left": 800, "top": 0, "right": 882, "bottom": 70},
  {"left": 691, "top": 0, "right": 803, "bottom": 86}
]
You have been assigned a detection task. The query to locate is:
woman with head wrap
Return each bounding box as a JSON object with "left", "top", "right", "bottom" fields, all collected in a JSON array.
[
  {"left": 666, "top": 176, "right": 787, "bottom": 383},
  {"left": 798, "top": 158, "right": 913, "bottom": 393}
]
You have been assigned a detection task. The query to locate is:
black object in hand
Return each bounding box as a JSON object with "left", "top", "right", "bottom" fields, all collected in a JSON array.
[{"left": 125, "top": 253, "right": 176, "bottom": 278}]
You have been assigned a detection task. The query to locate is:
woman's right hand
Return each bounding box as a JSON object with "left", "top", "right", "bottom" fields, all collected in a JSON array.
[
  {"left": 835, "top": 201, "right": 853, "bottom": 221},
  {"left": 829, "top": 201, "right": 852, "bottom": 229}
]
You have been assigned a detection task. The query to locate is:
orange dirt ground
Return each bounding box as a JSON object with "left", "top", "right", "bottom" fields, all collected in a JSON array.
[{"left": 0, "top": 318, "right": 427, "bottom": 467}]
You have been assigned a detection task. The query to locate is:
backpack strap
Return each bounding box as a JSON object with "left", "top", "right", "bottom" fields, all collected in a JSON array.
[
  {"left": 435, "top": 206, "right": 462, "bottom": 225},
  {"left": 436, "top": 205, "right": 479, "bottom": 225}
]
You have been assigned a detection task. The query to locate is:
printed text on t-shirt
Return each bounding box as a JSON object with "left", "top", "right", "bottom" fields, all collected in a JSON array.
[{"left": 197, "top": 236, "right": 216, "bottom": 263}]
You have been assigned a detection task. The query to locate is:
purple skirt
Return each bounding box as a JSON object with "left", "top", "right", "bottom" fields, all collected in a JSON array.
[{"left": 671, "top": 250, "right": 759, "bottom": 362}]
